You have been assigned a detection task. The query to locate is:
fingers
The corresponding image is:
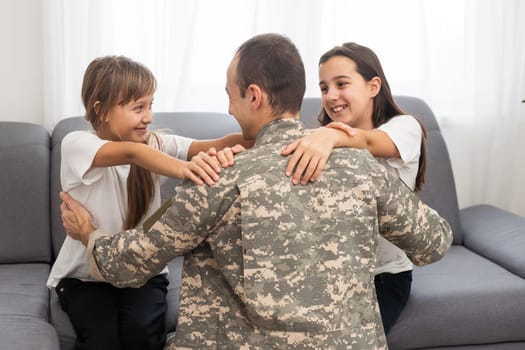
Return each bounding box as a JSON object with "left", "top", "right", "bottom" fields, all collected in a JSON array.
[
  {"left": 60, "top": 202, "right": 70, "bottom": 232},
  {"left": 284, "top": 139, "right": 314, "bottom": 183},
  {"left": 60, "top": 199, "right": 78, "bottom": 238},
  {"left": 182, "top": 168, "right": 205, "bottom": 186},
  {"left": 310, "top": 157, "right": 326, "bottom": 182},
  {"left": 206, "top": 147, "right": 217, "bottom": 156},
  {"left": 195, "top": 151, "right": 221, "bottom": 173},
  {"left": 291, "top": 152, "right": 317, "bottom": 185},
  {"left": 187, "top": 152, "right": 220, "bottom": 186},
  {"left": 59, "top": 191, "right": 73, "bottom": 209},
  {"left": 60, "top": 200, "right": 68, "bottom": 213},
  {"left": 287, "top": 152, "right": 324, "bottom": 185},
  {"left": 216, "top": 147, "right": 234, "bottom": 168},
  {"left": 187, "top": 145, "right": 246, "bottom": 186},
  {"left": 216, "top": 144, "right": 245, "bottom": 168},
  {"left": 285, "top": 147, "right": 303, "bottom": 178},
  {"left": 60, "top": 191, "right": 90, "bottom": 220},
  {"left": 283, "top": 135, "right": 331, "bottom": 185},
  {"left": 231, "top": 144, "right": 246, "bottom": 153},
  {"left": 59, "top": 197, "right": 73, "bottom": 225},
  {"left": 295, "top": 156, "right": 321, "bottom": 185},
  {"left": 281, "top": 140, "right": 299, "bottom": 156}
]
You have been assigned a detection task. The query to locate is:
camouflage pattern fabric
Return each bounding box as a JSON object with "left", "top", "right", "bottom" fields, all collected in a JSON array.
[{"left": 87, "top": 118, "right": 452, "bottom": 349}]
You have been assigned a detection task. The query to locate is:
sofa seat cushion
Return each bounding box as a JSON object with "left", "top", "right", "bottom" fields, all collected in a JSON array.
[
  {"left": 387, "top": 245, "right": 525, "bottom": 349},
  {"left": 0, "top": 316, "right": 59, "bottom": 350},
  {"left": 49, "top": 292, "right": 75, "bottom": 350},
  {"left": 0, "top": 264, "right": 50, "bottom": 320}
]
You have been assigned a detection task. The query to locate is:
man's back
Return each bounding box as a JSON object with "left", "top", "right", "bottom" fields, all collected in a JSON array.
[
  {"left": 235, "top": 119, "right": 382, "bottom": 327},
  {"left": 170, "top": 119, "right": 451, "bottom": 349}
]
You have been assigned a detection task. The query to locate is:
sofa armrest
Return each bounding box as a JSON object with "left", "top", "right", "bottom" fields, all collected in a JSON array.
[{"left": 461, "top": 204, "right": 525, "bottom": 278}]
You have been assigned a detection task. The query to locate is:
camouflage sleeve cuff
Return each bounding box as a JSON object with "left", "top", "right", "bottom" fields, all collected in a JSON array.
[{"left": 87, "top": 229, "right": 110, "bottom": 281}]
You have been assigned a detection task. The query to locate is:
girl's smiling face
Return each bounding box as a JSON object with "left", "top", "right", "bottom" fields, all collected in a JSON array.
[
  {"left": 97, "top": 94, "right": 154, "bottom": 142},
  {"left": 318, "top": 55, "right": 378, "bottom": 130}
]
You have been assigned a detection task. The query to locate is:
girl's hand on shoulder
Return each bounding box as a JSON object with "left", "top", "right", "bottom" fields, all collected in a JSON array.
[
  {"left": 215, "top": 144, "right": 246, "bottom": 168},
  {"left": 183, "top": 149, "right": 221, "bottom": 186},
  {"left": 183, "top": 144, "right": 245, "bottom": 186},
  {"left": 281, "top": 127, "right": 338, "bottom": 185}
]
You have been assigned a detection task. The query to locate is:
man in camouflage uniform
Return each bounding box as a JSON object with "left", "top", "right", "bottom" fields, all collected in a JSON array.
[{"left": 62, "top": 33, "right": 452, "bottom": 349}]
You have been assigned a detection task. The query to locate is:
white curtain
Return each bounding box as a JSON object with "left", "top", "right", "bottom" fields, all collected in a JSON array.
[
  {"left": 463, "top": 0, "right": 525, "bottom": 216},
  {"left": 42, "top": 0, "right": 525, "bottom": 216}
]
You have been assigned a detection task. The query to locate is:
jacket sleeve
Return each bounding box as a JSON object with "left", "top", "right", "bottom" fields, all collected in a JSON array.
[
  {"left": 86, "top": 180, "right": 227, "bottom": 288},
  {"left": 374, "top": 169, "right": 453, "bottom": 266}
]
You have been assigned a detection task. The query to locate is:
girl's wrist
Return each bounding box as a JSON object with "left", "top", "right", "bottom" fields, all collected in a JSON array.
[
  {"left": 326, "top": 122, "right": 355, "bottom": 137},
  {"left": 323, "top": 124, "right": 348, "bottom": 148}
]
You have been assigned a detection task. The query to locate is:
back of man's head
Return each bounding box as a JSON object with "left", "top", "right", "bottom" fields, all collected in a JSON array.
[{"left": 235, "top": 33, "right": 306, "bottom": 116}]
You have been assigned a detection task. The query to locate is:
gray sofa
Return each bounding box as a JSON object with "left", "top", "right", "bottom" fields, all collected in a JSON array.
[{"left": 1, "top": 96, "right": 524, "bottom": 349}]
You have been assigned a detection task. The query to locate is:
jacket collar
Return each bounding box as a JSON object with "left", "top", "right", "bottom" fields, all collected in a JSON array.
[{"left": 254, "top": 118, "right": 305, "bottom": 147}]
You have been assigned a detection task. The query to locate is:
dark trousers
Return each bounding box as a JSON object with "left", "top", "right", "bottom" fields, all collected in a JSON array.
[
  {"left": 374, "top": 270, "right": 412, "bottom": 334},
  {"left": 56, "top": 275, "right": 169, "bottom": 350}
]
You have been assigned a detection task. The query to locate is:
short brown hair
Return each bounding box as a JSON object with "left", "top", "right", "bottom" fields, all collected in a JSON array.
[{"left": 235, "top": 33, "right": 305, "bottom": 116}]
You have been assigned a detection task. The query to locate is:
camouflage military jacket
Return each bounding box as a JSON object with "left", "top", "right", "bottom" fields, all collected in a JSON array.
[{"left": 87, "top": 118, "right": 452, "bottom": 349}]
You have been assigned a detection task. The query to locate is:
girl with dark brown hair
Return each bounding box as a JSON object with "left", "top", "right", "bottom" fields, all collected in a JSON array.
[{"left": 283, "top": 43, "right": 427, "bottom": 334}]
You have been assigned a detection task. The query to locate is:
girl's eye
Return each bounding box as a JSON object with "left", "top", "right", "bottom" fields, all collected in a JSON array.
[
  {"left": 134, "top": 105, "right": 143, "bottom": 112},
  {"left": 319, "top": 86, "right": 328, "bottom": 93},
  {"left": 337, "top": 81, "right": 349, "bottom": 88}
]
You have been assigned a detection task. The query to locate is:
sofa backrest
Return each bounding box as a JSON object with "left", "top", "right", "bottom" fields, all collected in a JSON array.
[
  {"left": 50, "top": 112, "right": 241, "bottom": 259},
  {"left": 50, "top": 117, "right": 91, "bottom": 259},
  {"left": 300, "top": 96, "right": 462, "bottom": 244},
  {"left": 0, "top": 122, "right": 52, "bottom": 263}
]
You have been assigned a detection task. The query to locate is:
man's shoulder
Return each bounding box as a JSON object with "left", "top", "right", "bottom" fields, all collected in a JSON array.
[
  {"left": 231, "top": 144, "right": 284, "bottom": 171},
  {"left": 329, "top": 147, "right": 382, "bottom": 171}
]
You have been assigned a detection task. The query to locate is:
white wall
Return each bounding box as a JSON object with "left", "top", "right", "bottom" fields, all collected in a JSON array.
[{"left": 0, "top": 0, "right": 43, "bottom": 125}]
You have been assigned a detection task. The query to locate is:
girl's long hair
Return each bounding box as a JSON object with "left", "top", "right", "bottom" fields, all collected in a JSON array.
[
  {"left": 81, "top": 55, "right": 158, "bottom": 228},
  {"left": 317, "top": 43, "right": 426, "bottom": 191}
]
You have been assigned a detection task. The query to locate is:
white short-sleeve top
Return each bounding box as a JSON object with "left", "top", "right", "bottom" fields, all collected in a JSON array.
[
  {"left": 375, "top": 115, "right": 422, "bottom": 274},
  {"left": 47, "top": 130, "right": 193, "bottom": 288}
]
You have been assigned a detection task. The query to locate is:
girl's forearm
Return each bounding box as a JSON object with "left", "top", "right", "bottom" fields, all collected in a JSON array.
[
  {"left": 130, "top": 143, "right": 188, "bottom": 179},
  {"left": 93, "top": 141, "right": 187, "bottom": 179}
]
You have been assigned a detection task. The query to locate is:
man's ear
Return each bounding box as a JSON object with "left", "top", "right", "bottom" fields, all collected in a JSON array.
[
  {"left": 246, "top": 84, "right": 262, "bottom": 109},
  {"left": 369, "top": 76, "right": 381, "bottom": 98}
]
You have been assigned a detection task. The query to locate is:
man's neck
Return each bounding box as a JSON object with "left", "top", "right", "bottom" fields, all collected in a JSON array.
[
  {"left": 254, "top": 117, "right": 303, "bottom": 147},
  {"left": 274, "top": 111, "right": 301, "bottom": 120}
]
